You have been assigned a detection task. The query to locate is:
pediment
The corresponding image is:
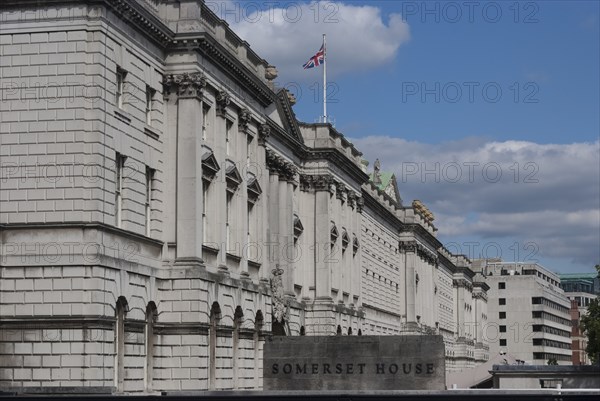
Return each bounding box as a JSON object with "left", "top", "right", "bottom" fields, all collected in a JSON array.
[
  {"left": 274, "top": 88, "right": 304, "bottom": 144},
  {"left": 247, "top": 172, "right": 262, "bottom": 203},
  {"left": 225, "top": 159, "right": 242, "bottom": 191},
  {"left": 202, "top": 145, "right": 220, "bottom": 181}
]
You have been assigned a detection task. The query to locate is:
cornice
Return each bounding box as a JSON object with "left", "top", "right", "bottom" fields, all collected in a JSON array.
[
  {"left": 398, "top": 240, "right": 438, "bottom": 265},
  {"left": 362, "top": 188, "right": 404, "bottom": 232},
  {"left": 191, "top": 36, "right": 276, "bottom": 107},
  {"left": 305, "top": 148, "right": 369, "bottom": 188},
  {"left": 0, "top": 0, "right": 174, "bottom": 46},
  {"left": 437, "top": 251, "right": 458, "bottom": 274},
  {"left": 401, "top": 223, "right": 443, "bottom": 251}
]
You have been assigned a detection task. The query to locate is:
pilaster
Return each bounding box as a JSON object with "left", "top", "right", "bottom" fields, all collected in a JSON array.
[{"left": 163, "top": 72, "right": 207, "bottom": 267}]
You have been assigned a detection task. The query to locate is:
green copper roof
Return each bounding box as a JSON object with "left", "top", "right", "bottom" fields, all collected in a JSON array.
[{"left": 369, "top": 172, "right": 395, "bottom": 191}]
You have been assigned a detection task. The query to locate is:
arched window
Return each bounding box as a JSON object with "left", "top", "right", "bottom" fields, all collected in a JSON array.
[
  {"left": 336, "top": 325, "right": 342, "bottom": 335},
  {"left": 347, "top": 327, "right": 353, "bottom": 335},
  {"left": 114, "top": 296, "right": 128, "bottom": 393},
  {"left": 209, "top": 302, "right": 221, "bottom": 391},
  {"left": 144, "top": 302, "right": 157, "bottom": 392},
  {"left": 233, "top": 306, "right": 244, "bottom": 390},
  {"left": 253, "top": 310, "right": 264, "bottom": 387}
]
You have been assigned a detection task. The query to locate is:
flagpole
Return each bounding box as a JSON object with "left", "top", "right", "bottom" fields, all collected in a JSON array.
[{"left": 323, "top": 33, "right": 327, "bottom": 123}]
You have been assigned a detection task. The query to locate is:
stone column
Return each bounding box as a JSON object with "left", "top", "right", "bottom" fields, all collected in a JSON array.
[
  {"left": 314, "top": 176, "right": 333, "bottom": 300},
  {"left": 283, "top": 180, "right": 295, "bottom": 296},
  {"left": 267, "top": 171, "right": 280, "bottom": 273},
  {"left": 257, "top": 125, "right": 270, "bottom": 281},
  {"left": 455, "top": 279, "right": 465, "bottom": 337},
  {"left": 402, "top": 241, "right": 417, "bottom": 329},
  {"left": 163, "top": 72, "right": 206, "bottom": 267}
]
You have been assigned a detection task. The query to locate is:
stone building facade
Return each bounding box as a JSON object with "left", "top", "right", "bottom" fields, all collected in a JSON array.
[{"left": 0, "top": 0, "right": 487, "bottom": 392}]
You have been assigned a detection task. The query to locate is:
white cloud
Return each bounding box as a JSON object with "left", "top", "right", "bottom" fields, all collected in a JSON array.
[
  {"left": 351, "top": 136, "right": 600, "bottom": 267},
  {"left": 214, "top": 1, "right": 410, "bottom": 80}
]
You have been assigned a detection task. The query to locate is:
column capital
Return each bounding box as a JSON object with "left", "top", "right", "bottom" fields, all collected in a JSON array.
[
  {"left": 238, "top": 108, "right": 251, "bottom": 133},
  {"left": 299, "top": 174, "right": 335, "bottom": 192},
  {"left": 258, "top": 123, "right": 271, "bottom": 146},
  {"left": 162, "top": 72, "right": 206, "bottom": 100},
  {"left": 266, "top": 149, "right": 296, "bottom": 181},
  {"left": 216, "top": 90, "right": 231, "bottom": 117}
]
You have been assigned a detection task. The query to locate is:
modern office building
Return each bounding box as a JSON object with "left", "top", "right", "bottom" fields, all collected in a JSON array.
[
  {"left": 473, "top": 260, "right": 572, "bottom": 365},
  {"left": 560, "top": 272, "right": 599, "bottom": 365},
  {"left": 0, "top": 0, "right": 487, "bottom": 392}
]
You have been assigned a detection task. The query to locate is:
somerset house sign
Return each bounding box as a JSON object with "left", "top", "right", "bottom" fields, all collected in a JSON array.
[{"left": 264, "top": 336, "right": 446, "bottom": 391}]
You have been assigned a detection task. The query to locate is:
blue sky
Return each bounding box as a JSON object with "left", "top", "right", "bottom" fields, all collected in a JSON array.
[{"left": 222, "top": 0, "right": 600, "bottom": 274}]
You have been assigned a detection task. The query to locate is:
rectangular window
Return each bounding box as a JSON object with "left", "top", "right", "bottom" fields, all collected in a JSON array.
[
  {"left": 202, "top": 105, "right": 210, "bottom": 141},
  {"left": 499, "top": 339, "right": 507, "bottom": 346},
  {"left": 116, "top": 67, "right": 127, "bottom": 109},
  {"left": 226, "top": 192, "right": 233, "bottom": 249},
  {"left": 499, "top": 298, "right": 506, "bottom": 305},
  {"left": 499, "top": 311, "right": 506, "bottom": 319},
  {"left": 202, "top": 182, "right": 209, "bottom": 243},
  {"left": 540, "top": 379, "right": 563, "bottom": 389},
  {"left": 226, "top": 120, "right": 233, "bottom": 156},
  {"left": 247, "top": 201, "right": 254, "bottom": 243},
  {"left": 498, "top": 282, "right": 506, "bottom": 289},
  {"left": 115, "top": 153, "right": 126, "bottom": 228},
  {"left": 145, "top": 167, "right": 154, "bottom": 236},
  {"left": 499, "top": 325, "right": 506, "bottom": 333},
  {"left": 146, "top": 86, "right": 156, "bottom": 126}
]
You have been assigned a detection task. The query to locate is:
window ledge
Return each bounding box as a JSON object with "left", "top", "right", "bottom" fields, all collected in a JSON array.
[
  {"left": 114, "top": 109, "right": 132, "bottom": 124},
  {"left": 144, "top": 125, "right": 160, "bottom": 140},
  {"left": 226, "top": 252, "right": 242, "bottom": 263},
  {"left": 202, "top": 244, "right": 219, "bottom": 255}
]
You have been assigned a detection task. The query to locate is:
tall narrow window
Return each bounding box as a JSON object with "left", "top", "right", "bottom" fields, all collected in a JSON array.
[
  {"left": 226, "top": 120, "right": 233, "bottom": 156},
  {"left": 144, "top": 303, "right": 157, "bottom": 392},
  {"left": 226, "top": 192, "right": 233, "bottom": 250},
  {"left": 115, "top": 297, "right": 127, "bottom": 392},
  {"left": 202, "top": 105, "right": 210, "bottom": 141},
  {"left": 203, "top": 183, "right": 209, "bottom": 243},
  {"left": 116, "top": 67, "right": 127, "bottom": 109},
  {"left": 247, "top": 201, "right": 253, "bottom": 245},
  {"left": 145, "top": 167, "right": 154, "bottom": 237},
  {"left": 209, "top": 302, "right": 221, "bottom": 391},
  {"left": 246, "top": 136, "right": 252, "bottom": 168},
  {"left": 145, "top": 86, "right": 155, "bottom": 126},
  {"left": 115, "top": 153, "right": 126, "bottom": 228}
]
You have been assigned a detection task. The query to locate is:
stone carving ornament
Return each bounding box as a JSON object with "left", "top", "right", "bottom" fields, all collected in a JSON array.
[
  {"left": 270, "top": 266, "right": 288, "bottom": 323},
  {"left": 162, "top": 72, "right": 206, "bottom": 98}
]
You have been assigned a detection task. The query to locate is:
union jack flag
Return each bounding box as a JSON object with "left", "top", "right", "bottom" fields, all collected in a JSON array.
[{"left": 303, "top": 45, "right": 325, "bottom": 69}]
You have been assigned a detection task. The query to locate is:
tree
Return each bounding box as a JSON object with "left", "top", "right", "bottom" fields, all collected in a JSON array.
[{"left": 580, "top": 264, "right": 600, "bottom": 364}]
